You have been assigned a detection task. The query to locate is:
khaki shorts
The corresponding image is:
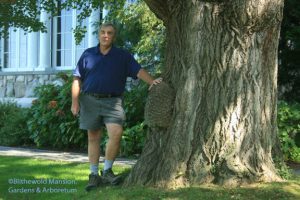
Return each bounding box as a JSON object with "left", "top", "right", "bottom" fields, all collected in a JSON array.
[{"left": 79, "top": 94, "right": 125, "bottom": 130}]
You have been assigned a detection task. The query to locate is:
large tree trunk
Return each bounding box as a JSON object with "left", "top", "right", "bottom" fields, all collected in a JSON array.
[{"left": 125, "top": 0, "right": 284, "bottom": 187}]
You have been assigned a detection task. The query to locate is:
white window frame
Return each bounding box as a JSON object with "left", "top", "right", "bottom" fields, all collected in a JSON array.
[
  {"left": 0, "top": 37, "right": 3, "bottom": 70},
  {"left": 1, "top": 28, "right": 31, "bottom": 72},
  {"left": 52, "top": 8, "right": 89, "bottom": 70}
]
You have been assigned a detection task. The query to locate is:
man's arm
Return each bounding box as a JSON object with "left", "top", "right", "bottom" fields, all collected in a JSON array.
[
  {"left": 137, "top": 68, "right": 162, "bottom": 90},
  {"left": 71, "top": 77, "right": 81, "bottom": 116}
]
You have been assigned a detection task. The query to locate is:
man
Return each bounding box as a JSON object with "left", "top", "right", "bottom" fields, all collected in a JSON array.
[{"left": 71, "top": 22, "right": 162, "bottom": 191}]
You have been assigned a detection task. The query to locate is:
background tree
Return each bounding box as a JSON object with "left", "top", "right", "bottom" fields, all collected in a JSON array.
[
  {"left": 0, "top": 0, "right": 45, "bottom": 37},
  {"left": 278, "top": 0, "right": 300, "bottom": 102},
  {"left": 0, "top": 0, "right": 104, "bottom": 40},
  {"left": 105, "top": 0, "right": 165, "bottom": 71}
]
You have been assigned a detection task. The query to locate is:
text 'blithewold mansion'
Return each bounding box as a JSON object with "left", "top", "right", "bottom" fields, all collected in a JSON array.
[{"left": 0, "top": 3, "right": 120, "bottom": 98}]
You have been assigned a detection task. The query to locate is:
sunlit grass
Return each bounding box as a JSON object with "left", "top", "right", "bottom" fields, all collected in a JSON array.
[{"left": 0, "top": 155, "right": 299, "bottom": 200}]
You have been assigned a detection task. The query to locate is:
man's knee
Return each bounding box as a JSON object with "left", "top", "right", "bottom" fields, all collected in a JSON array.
[
  {"left": 106, "top": 123, "right": 123, "bottom": 141},
  {"left": 88, "top": 129, "right": 101, "bottom": 141}
]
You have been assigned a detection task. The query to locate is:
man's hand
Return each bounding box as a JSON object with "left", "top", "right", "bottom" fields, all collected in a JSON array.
[
  {"left": 149, "top": 77, "right": 163, "bottom": 90},
  {"left": 137, "top": 69, "right": 163, "bottom": 90},
  {"left": 71, "top": 101, "right": 80, "bottom": 117}
]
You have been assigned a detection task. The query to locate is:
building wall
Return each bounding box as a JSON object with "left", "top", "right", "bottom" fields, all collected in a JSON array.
[{"left": 0, "top": 71, "right": 66, "bottom": 98}]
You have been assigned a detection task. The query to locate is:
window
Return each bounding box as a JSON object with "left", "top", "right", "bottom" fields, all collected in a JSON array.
[
  {"left": 75, "top": 17, "right": 88, "bottom": 63},
  {"left": 19, "top": 30, "right": 28, "bottom": 68},
  {"left": 52, "top": 1, "right": 73, "bottom": 68},
  {"left": 1, "top": 28, "right": 29, "bottom": 71},
  {"left": 0, "top": 39, "right": 2, "bottom": 69},
  {"left": 4, "top": 29, "right": 17, "bottom": 69},
  {"left": 52, "top": 1, "right": 89, "bottom": 70}
]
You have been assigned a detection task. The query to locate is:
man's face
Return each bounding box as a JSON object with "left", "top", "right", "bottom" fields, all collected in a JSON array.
[{"left": 98, "top": 26, "right": 115, "bottom": 48}]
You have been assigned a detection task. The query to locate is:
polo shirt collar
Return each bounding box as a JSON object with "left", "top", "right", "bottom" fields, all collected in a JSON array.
[{"left": 95, "top": 43, "right": 116, "bottom": 56}]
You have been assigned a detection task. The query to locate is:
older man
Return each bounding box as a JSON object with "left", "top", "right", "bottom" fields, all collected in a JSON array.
[{"left": 71, "top": 22, "right": 162, "bottom": 191}]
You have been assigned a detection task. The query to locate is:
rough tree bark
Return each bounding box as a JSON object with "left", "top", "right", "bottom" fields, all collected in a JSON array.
[{"left": 124, "top": 0, "right": 284, "bottom": 187}]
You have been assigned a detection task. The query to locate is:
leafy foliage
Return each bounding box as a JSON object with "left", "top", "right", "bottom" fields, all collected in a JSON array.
[
  {"left": 278, "top": 101, "right": 300, "bottom": 163},
  {"left": 278, "top": 0, "right": 300, "bottom": 102},
  {"left": 124, "top": 82, "right": 148, "bottom": 127},
  {"left": 0, "top": 0, "right": 46, "bottom": 37},
  {"left": 121, "top": 122, "right": 146, "bottom": 157},
  {"left": 27, "top": 73, "right": 87, "bottom": 150},
  {"left": 121, "top": 82, "right": 149, "bottom": 156},
  {"left": 1, "top": 0, "right": 108, "bottom": 41},
  {"left": 0, "top": 100, "right": 32, "bottom": 146},
  {"left": 274, "top": 157, "right": 293, "bottom": 180},
  {"left": 25, "top": 72, "right": 148, "bottom": 156},
  {"left": 105, "top": 0, "right": 165, "bottom": 72},
  {"left": 0, "top": 79, "right": 149, "bottom": 156}
]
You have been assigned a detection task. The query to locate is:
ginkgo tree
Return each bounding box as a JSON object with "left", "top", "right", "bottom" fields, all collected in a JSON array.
[{"left": 1, "top": 0, "right": 285, "bottom": 187}]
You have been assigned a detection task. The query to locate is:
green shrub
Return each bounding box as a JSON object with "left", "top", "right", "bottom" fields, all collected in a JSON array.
[
  {"left": 278, "top": 101, "right": 300, "bottom": 163},
  {"left": 274, "top": 157, "right": 293, "bottom": 179},
  {"left": 121, "top": 83, "right": 148, "bottom": 157},
  {"left": 27, "top": 73, "right": 148, "bottom": 156},
  {"left": 0, "top": 101, "right": 32, "bottom": 146},
  {"left": 123, "top": 82, "right": 148, "bottom": 127},
  {"left": 27, "top": 73, "right": 87, "bottom": 151},
  {"left": 121, "top": 122, "right": 146, "bottom": 157}
]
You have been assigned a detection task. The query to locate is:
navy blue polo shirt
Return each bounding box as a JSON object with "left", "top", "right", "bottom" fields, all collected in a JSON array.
[{"left": 73, "top": 44, "right": 141, "bottom": 94}]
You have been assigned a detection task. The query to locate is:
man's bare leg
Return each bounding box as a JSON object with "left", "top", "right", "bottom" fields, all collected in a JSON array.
[
  {"left": 104, "top": 123, "right": 123, "bottom": 169},
  {"left": 88, "top": 129, "right": 101, "bottom": 174},
  {"left": 101, "top": 123, "right": 123, "bottom": 185},
  {"left": 85, "top": 129, "right": 102, "bottom": 191}
]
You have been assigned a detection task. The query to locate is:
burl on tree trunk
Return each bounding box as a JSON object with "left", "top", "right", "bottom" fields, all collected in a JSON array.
[{"left": 124, "top": 0, "right": 284, "bottom": 187}]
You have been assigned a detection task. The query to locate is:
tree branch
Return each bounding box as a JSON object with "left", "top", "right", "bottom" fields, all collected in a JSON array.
[{"left": 144, "top": 0, "right": 169, "bottom": 23}]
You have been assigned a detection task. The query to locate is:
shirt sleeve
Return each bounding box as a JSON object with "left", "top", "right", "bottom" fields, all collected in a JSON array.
[
  {"left": 126, "top": 53, "right": 141, "bottom": 79},
  {"left": 73, "top": 52, "right": 84, "bottom": 78}
]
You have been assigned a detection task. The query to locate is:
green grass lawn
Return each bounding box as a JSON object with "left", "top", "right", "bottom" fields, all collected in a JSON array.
[{"left": 0, "top": 155, "right": 299, "bottom": 200}]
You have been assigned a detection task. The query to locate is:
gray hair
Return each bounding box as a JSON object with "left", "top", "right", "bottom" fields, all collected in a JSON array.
[{"left": 98, "top": 22, "right": 117, "bottom": 36}]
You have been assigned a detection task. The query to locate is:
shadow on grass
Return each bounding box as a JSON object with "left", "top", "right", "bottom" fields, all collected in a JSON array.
[{"left": 0, "top": 156, "right": 299, "bottom": 200}]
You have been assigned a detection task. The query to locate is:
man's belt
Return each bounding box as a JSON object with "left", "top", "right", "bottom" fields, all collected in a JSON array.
[{"left": 83, "top": 92, "right": 122, "bottom": 98}]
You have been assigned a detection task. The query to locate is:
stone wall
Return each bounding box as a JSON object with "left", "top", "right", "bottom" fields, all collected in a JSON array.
[{"left": 0, "top": 72, "right": 66, "bottom": 98}]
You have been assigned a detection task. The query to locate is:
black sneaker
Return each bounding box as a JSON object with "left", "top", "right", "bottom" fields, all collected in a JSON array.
[
  {"left": 85, "top": 173, "right": 101, "bottom": 191},
  {"left": 101, "top": 168, "right": 122, "bottom": 185}
]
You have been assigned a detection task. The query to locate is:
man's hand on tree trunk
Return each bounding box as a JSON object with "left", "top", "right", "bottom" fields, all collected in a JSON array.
[{"left": 149, "top": 77, "right": 163, "bottom": 90}]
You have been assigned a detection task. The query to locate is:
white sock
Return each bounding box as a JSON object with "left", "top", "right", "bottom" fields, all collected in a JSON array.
[
  {"left": 90, "top": 163, "right": 99, "bottom": 175},
  {"left": 104, "top": 160, "right": 114, "bottom": 171}
]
